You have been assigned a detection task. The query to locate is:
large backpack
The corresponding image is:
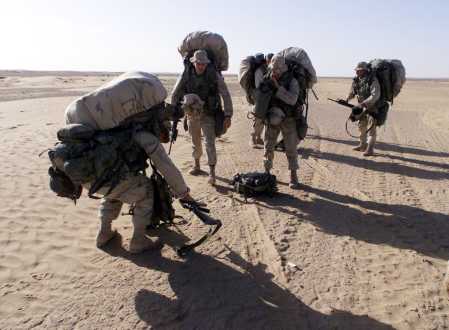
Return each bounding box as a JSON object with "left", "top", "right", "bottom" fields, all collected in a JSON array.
[
  {"left": 278, "top": 47, "right": 317, "bottom": 89},
  {"left": 178, "top": 31, "right": 229, "bottom": 72},
  {"left": 50, "top": 72, "right": 169, "bottom": 201},
  {"left": 369, "top": 59, "right": 406, "bottom": 103},
  {"left": 238, "top": 53, "right": 267, "bottom": 105}
]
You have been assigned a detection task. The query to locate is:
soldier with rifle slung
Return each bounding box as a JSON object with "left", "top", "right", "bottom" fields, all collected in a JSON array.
[{"left": 345, "top": 61, "right": 382, "bottom": 156}]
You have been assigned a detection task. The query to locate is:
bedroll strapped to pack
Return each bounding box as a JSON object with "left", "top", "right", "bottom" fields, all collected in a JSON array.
[
  {"left": 232, "top": 172, "right": 277, "bottom": 199},
  {"left": 65, "top": 71, "right": 168, "bottom": 130},
  {"left": 178, "top": 31, "right": 229, "bottom": 72},
  {"left": 238, "top": 53, "right": 267, "bottom": 105},
  {"left": 369, "top": 59, "right": 406, "bottom": 103}
]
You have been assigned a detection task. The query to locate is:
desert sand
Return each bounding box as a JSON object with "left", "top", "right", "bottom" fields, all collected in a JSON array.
[{"left": 0, "top": 71, "right": 448, "bottom": 329}]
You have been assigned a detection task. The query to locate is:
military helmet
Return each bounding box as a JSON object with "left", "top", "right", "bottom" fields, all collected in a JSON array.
[
  {"left": 254, "top": 53, "right": 265, "bottom": 63},
  {"left": 265, "top": 53, "right": 274, "bottom": 62},
  {"left": 355, "top": 61, "right": 369, "bottom": 71}
]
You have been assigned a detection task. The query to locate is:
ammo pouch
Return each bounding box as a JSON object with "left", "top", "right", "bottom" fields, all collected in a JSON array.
[
  {"left": 149, "top": 166, "right": 175, "bottom": 228},
  {"left": 232, "top": 172, "right": 277, "bottom": 198}
]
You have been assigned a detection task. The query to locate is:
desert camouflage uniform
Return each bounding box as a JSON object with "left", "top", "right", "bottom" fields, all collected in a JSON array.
[
  {"left": 95, "top": 131, "right": 189, "bottom": 252},
  {"left": 250, "top": 66, "right": 267, "bottom": 145},
  {"left": 348, "top": 75, "right": 381, "bottom": 151},
  {"left": 264, "top": 55, "right": 300, "bottom": 173},
  {"left": 171, "top": 71, "right": 233, "bottom": 167}
]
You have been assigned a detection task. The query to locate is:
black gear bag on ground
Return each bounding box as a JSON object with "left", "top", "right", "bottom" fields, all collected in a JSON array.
[{"left": 232, "top": 172, "right": 277, "bottom": 198}]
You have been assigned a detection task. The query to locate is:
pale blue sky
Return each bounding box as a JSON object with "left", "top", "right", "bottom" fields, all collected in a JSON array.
[{"left": 1, "top": 0, "right": 448, "bottom": 77}]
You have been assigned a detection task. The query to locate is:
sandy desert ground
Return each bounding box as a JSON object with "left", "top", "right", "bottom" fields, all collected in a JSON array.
[{"left": 0, "top": 71, "right": 448, "bottom": 329}]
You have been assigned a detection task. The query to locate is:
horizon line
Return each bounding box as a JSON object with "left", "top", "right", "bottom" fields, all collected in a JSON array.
[{"left": 1, "top": 69, "right": 448, "bottom": 81}]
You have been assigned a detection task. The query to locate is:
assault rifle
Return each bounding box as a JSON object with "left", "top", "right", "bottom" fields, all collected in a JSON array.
[
  {"left": 328, "top": 98, "right": 355, "bottom": 109},
  {"left": 168, "top": 104, "right": 184, "bottom": 154},
  {"left": 176, "top": 200, "right": 222, "bottom": 257},
  {"left": 328, "top": 98, "right": 363, "bottom": 120}
]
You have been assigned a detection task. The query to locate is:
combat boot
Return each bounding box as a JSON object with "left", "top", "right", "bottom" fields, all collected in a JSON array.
[
  {"left": 249, "top": 135, "right": 258, "bottom": 148},
  {"left": 189, "top": 159, "right": 201, "bottom": 175},
  {"left": 208, "top": 165, "right": 216, "bottom": 185},
  {"left": 129, "top": 225, "right": 162, "bottom": 254},
  {"left": 96, "top": 219, "right": 117, "bottom": 248},
  {"left": 289, "top": 170, "right": 300, "bottom": 189},
  {"left": 363, "top": 136, "right": 376, "bottom": 156},
  {"left": 353, "top": 142, "right": 367, "bottom": 152},
  {"left": 255, "top": 136, "right": 264, "bottom": 146}
]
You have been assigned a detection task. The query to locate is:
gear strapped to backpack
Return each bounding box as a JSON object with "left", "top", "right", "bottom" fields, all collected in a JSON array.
[
  {"left": 47, "top": 121, "right": 150, "bottom": 202},
  {"left": 238, "top": 53, "right": 269, "bottom": 105},
  {"left": 232, "top": 172, "right": 277, "bottom": 198}
]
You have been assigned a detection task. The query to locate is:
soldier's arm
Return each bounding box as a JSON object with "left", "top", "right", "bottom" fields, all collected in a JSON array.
[
  {"left": 274, "top": 78, "right": 299, "bottom": 106},
  {"left": 216, "top": 73, "right": 233, "bottom": 117},
  {"left": 361, "top": 77, "right": 381, "bottom": 110},
  {"left": 133, "top": 131, "right": 190, "bottom": 199},
  {"left": 170, "top": 74, "right": 186, "bottom": 105}
]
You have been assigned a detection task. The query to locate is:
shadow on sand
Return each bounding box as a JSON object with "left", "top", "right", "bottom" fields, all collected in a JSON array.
[
  {"left": 308, "top": 135, "right": 449, "bottom": 159},
  {"left": 299, "top": 146, "right": 449, "bottom": 181},
  {"left": 248, "top": 186, "right": 449, "bottom": 261},
  {"left": 102, "top": 230, "right": 394, "bottom": 330}
]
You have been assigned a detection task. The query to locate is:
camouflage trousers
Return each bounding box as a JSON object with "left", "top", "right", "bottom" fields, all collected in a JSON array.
[
  {"left": 264, "top": 116, "right": 299, "bottom": 171},
  {"left": 188, "top": 113, "right": 217, "bottom": 166},
  {"left": 251, "top": 117, "right": 265, "bottom": 142},
  {"left": 97, "top": 174, "right": 154, "bottom": 231},
  {"left": 358, "top": 115, "right": 377, "bottom": 144}
]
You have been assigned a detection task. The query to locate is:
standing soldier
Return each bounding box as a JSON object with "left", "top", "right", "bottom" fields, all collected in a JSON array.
[
  {"left": 263, "top": 55, "right": 301, "bottom": 189},
  {"left": 250, "top": 53, "right": 274, "bottom": 148},
  {"left": 171, "top": 49, "right": 233, "bottom": 185},
  {"left": 346, "top": 61, "right": 381, "bottom": 156}
]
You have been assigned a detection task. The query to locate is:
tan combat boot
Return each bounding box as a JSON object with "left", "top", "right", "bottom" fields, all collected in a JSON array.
[
  {"left": 189, "top": 159, "right": 201, "bottom": 175},
  {"left": 289, "top": 170, "right": 300, "bottom": 189},
  {"left": 208, "top": 165, "right": 216, "bottom": 185},
  {"left": 255, "top": 136, "right": 264, "bottom": 146},
  {"left": 96, "top": 219, "right": 117, "bottom": 248},
  {"left": 363, "top": 136, "right": 376, "bottom": 156},
  {"left": 129, "top": 225, "right": 162, "bottom": 254},
  {"left": 353, "top": 143, "right": 367, "bottom": 152},
  {"left": 249, "top": 135, "right": 258, "bottom": 148}
]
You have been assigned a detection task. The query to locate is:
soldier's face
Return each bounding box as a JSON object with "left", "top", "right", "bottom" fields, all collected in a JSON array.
[
  {"left": 356, "top": 69, "right": 367, "bottom": 78},
  {"left": 194, "top": 62, "right": 207, "bottom": 75}
]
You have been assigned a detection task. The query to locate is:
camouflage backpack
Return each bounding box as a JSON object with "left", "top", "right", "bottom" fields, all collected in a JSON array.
[{"left": 48, "top": 123, "right": 148, "bottom": 201}]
